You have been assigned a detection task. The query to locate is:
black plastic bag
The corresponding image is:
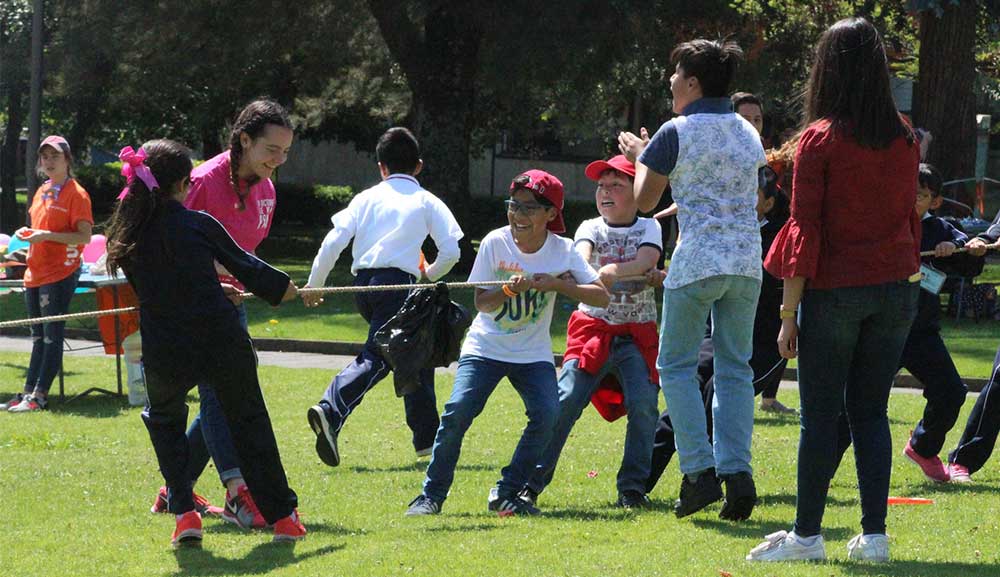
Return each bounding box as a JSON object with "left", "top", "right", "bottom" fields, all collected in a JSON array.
[{"left": 374, "top": 282, "right": 472, "bottom": 397}]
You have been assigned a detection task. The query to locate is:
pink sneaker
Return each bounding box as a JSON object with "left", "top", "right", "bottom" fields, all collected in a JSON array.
[
  {"left": 903, "top": 441, "right": 949, "bottom": 483},
  {"left": 151, "top": 486, "right": 224, "bottom": 517},
  {"left": 948, "top": 462, "right": 972, "bottom": 483}
]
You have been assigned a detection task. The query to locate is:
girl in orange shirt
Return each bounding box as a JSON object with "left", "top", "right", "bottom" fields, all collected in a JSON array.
[{"left": 3, "top": 136, "right": 93, "bottom": 412}]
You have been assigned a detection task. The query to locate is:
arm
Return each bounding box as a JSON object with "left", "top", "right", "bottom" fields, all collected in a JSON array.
[
  {"left": 633, "top": 164, "right": 670, "bottom": 214},
  {"left": 532, "top": 274, "right": 610, "bottom": 308},
  {"left": 473, "top": 275, "right": 533, "bottom": 313},
  {"left": 776, "top": 276, "right": 806, "bottom": 359},
  {"left": 200, "top": 214, "right": 293, "bottom": 306},
  {"left": 305, "top": 202, "right": 358, "bottom": 294},
  {"left": 423, "top": 196, "right": 464, "bottom": 280},
  {"left": 20, "top": 220, "right": 92, "bottom": 246},
  {"left": 598, "top": 245, "right": 661, "bottom": 288},
  {"left": 620, "top": 124, "right": 675, "bottom": 213}
]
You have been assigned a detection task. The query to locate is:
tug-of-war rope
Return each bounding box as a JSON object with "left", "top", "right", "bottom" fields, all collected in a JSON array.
[
  {"left": 0, "top": 277, "right": 645, "bottom": 329},
  {"left": 2, "top": 240, "right": 997, "bottom": 331}
]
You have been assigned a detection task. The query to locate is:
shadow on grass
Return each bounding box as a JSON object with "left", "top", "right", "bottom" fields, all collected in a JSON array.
[
  {"left": 833, "top": 558, "right": 999, "bottom": 577},
  {"left": 204, "top": 521, "right": 352, "bottom": 537},
  {"left": 171, "top": 542, "right": 343, "bottom": 576},
  {"left": 691, "top": 517, "right": 854, "bottom": 541},
  {"left": 350, "top": 462, "right": 495, "bottom": 474},
  {"left": 759, "top": 492, "right": 856, "bottom": 508},
  {"left": 49, "top": 393, "right": 130, "bottom": 418},
  {"left": 423, "top": 522, "right": 501, "bottom": 533},
  {"left": 892, "top": 481, "right": 998, "bottom": 496}
]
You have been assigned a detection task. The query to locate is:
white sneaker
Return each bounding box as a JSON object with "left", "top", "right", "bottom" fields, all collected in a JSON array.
[
  {"left": 847, "top": 533, "right": 889, "bottom": 562},
  {"left": 746, "top": 530, "right": 826, "bottom": 562}
]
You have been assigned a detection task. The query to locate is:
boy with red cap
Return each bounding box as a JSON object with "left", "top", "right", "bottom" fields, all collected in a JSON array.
[
  {"left": 406, "top": 170, "right": 609, "bottom": 517},
  {"left": 521, "top": 155, "right": 662, "bottom": 509}
]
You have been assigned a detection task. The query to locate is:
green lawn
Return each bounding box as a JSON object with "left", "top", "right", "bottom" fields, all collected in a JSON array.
[{"left": 0, "top": 352, "right": 997, "bottom": 576}]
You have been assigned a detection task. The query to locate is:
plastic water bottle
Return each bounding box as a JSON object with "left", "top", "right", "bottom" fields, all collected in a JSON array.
[{"left": 122, "top": 332, "right": 146, "bottom": 406}]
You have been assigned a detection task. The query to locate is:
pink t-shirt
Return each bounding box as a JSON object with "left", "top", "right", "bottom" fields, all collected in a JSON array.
[
  {"left": 185, "top": 150, "right": 276, "bottom": 252},
  {"left": 184, "top": 150, "right": 276, "bottom": 287}
]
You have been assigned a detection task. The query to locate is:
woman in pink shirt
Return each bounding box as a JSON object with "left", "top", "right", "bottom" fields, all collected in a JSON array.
[{"left": 149, "top": 100, "right": 293, "bottom": 529}]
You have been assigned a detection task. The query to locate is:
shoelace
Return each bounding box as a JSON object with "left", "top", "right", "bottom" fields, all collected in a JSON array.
[
  {"left": 238, "top": 487, "right": 264, "bottom": 520},
  {"left": 749, "top": 531, "right": 788, "bottom": 555}
]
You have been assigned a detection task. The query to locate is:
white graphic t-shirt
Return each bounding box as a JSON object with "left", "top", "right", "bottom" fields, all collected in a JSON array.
[
  {"left": 575, "top": 216, "right": 662, "bottom": 325},
  {"left": 462, "top": 227, "right": 600, "bottom": 364}
]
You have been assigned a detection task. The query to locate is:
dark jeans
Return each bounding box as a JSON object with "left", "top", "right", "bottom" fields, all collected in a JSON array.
[
  {"left": 793, "top": 280, "right": 917, "bottom": 538},
  {"left": 949, "top": 344, "right": 1000, "bottom": 474},
  {"left": 141, "top": 336, "right": 297, "bottom": 523},
  {"left": 23, "top": 270, "right": 80, "bottom": 395},
  {"left": 318, "top": 268, "right": 439, "bottom": 451},
  {"left": 186, "top": 304, "right": 247, "bottom": 487},
  {"left": 646, "top": 330, "right": 786, "bottom": 493},
  {"left": 899, "top": 329, "right": 967, "bottom": 457}
]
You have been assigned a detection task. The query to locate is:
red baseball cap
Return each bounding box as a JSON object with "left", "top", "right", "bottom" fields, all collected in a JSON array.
[
  {"left": 509, "top": 169, "right": 565, "bottom": 233},
  {"left": 39, "top": 135, "right": 70, "bottom": 154},
  {"left": 584, "top": 154, "right": 635, "bottom": 181}
]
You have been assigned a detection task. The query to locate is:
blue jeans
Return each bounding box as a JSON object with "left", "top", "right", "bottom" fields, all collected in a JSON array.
[
  {"left": 528, "top": 339, "right": 660, "bottom": 495},
  {"left": 422, "top": 355, "right": 559, "bottom": 504},
  {"left": 185, "top": 303, "right": 247, "bottom": 485},
  {"left": 658, "top": 275, "right": 760, "bottom": 477},
  {"left": 23, "top": 269, "right": 80, "bottom": 395},
  {"left": 794, "top": 280, "right": 918, "bottom": 537}
]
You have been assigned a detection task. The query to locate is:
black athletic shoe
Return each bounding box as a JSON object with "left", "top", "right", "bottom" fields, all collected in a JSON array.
[
  {"left": 616, "top": 490, "right": 652, "bottom": 509},
  {"left": 674, "top": 468, "right": 723, "bottom": 518},
  {"left": 494, "top": 494, "right": 540, "bottom": 517},
  {"left": 719, "top": 472, "right": 757, "bottom": 521},
  {"left": 488, "top": 486, "right": 539, "bottom": 511},
  {"left": 307, "top": 404, "right": 340, "bottom": 467}
]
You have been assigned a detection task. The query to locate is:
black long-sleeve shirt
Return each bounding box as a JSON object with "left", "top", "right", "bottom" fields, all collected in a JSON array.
[
  {"left": 121, "top": 200, "right": 289, "bottom": 372},
  {"left": 914, "top": 214, "right": 977, "bottom": 333}
]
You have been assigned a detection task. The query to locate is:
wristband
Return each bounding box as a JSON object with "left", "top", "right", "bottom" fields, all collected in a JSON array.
[
  {"left": 502, "top": 284, "right": 517, "bottom": 298},
  {"left": 779, "top": 306, "right": 796, "bottom": 320}
]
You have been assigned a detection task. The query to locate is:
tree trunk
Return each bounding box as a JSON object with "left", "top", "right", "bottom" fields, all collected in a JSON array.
[
  {"left": 366, "top": 1, "right": 485, "bottom": 270},
  {"left": 1, "top": 82, "right": 25, "bottom": 232},
  {"left": 912, "top": 1, "right": 978, "bottom": 202}
]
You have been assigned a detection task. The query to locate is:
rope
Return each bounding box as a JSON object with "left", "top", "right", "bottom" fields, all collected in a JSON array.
[
  {"left": 0, "top": 276, "right": 651, "bottom": 329},
  {"left": 918, "top": 243, "right": 1000, "bottom": 257}
]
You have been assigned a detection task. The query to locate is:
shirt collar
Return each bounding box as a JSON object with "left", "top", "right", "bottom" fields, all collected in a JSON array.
[
  {"left": 681, "top": 97, "right": 733, "bottom": 116},
  {"left": 385, "top": 174, "right": 419, "bottom": 186},
  {"left": 921, "top": 212, "right": 932, "bottom": 221}
]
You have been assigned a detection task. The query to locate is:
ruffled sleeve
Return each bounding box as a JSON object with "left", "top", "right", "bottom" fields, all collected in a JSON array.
[{"left": 763, "top": 122, "right": 831, "bottom": 280}]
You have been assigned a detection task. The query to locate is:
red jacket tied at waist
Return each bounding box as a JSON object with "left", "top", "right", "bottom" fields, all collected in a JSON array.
[{"left": 563, "top": 310, "right": 659, "bottom": 422}]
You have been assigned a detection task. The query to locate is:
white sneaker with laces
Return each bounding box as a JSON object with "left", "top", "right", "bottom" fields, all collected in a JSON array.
[
  {"left": 746, "top": 530, "right": 826, "bottom": 562},
  {"left": 846, "top": 533, "right": 889, "bottom": 562}
]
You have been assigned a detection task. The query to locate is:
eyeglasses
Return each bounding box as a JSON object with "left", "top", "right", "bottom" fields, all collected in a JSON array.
[{"left": 505, "top": 199, "right": 547, "bottom": 215}]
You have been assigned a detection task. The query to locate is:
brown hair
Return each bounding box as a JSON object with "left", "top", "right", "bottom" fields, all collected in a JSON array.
[
  {"left": 228, "top": 99, "right": 291, "bottom": 210},
  {"left": 803, "top": 17, "right": 913, "bottom": 149}
]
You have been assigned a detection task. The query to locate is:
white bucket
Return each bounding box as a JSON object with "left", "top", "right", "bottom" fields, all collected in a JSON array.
[{"left": 122, "top": 332, "right": 146, "bottom": 406}]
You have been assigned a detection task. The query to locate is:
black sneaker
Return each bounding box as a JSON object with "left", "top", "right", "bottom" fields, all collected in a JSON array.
[
  {"left": 405, "top": 494, "right": 441, "bottom": 516},
  {"left": 307, "top": 404, "right": 340, "bottom": 467},
  {"left": 719, "top": 472, "right": 757, "bottom": 521},
  {"left": 674, "top": 468, "right": 723, "bottom": 518},
  {"left": 616, "top": 490, "right": 652, "bottom": 509},
  {"left": 488, "top": 486, "right": 539, "bottom": 511},
  {"left": 494, "top": 494, "right": 540, "bottom": 517}
]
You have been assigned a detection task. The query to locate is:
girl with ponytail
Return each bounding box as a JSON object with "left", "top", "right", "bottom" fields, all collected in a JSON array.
[{"left": 106, "top": 139, "right": 305, "bottom": 547}]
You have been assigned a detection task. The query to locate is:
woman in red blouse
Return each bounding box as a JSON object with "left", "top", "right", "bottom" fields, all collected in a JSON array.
[{"left": 747, "top": 18, "right": 919, "bottom": 563}]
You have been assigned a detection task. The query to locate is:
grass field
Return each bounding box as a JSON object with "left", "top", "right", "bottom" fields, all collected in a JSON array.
[{"left": 1, "top": 351, "right": 998, "bottom": 577}]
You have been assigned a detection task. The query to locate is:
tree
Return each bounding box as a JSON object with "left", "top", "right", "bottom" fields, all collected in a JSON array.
[{"left": 0, "top": 1, "right": 32, "bottom": 233}]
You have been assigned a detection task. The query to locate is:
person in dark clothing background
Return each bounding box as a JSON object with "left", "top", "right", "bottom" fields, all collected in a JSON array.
[{"left": 105, "top": 139, "right": 305, "bottom": 547}]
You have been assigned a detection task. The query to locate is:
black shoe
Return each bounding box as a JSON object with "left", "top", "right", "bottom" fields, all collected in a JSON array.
[
  {"left": 719, "top": 472, "right": 757, "bottom": 521},
  {"left": 488, "top": 486, "right": 538, "bottom": 511},
  {"left": 616, "top": 490, "right": 652, "bottom": 509},
  {"left": 307, "top": 404, "right": 340, "bottom": 467},
  {"left": 674, "top": 468, "right": 723, "bottom": 518},
  {"left": 493, "top": 494, "right": 540, "bottom": 517}
]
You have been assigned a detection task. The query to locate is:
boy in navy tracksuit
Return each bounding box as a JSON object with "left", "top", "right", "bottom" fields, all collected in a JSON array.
[{"left": 897, "top": 164, "right": 978, "bottom": 481}]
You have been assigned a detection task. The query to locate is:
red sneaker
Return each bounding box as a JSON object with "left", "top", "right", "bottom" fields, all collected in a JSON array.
[
  {"left": 151, "top": 486, "right": 223, "bottom": 517},
  {"left": 222, "top": 485, "right": 267, "bottom": 529},
  {"left": 171, "top": 510, "right": 203, "bottom": 548},
  {"left": 272, "top": 509, "right": 306, "bottom": 542},
  {"left": 903, "top": 441, "right": 949, "bottom": 483}
]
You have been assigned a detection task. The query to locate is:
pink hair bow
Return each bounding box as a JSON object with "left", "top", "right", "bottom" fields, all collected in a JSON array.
[{"left": 118, "top": 146, "right": 160, "bottom": 200}]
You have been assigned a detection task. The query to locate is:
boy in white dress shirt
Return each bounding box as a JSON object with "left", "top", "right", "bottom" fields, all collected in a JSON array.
[{"left": 304, "top": 127, "right": 464, "bottom": 467}]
